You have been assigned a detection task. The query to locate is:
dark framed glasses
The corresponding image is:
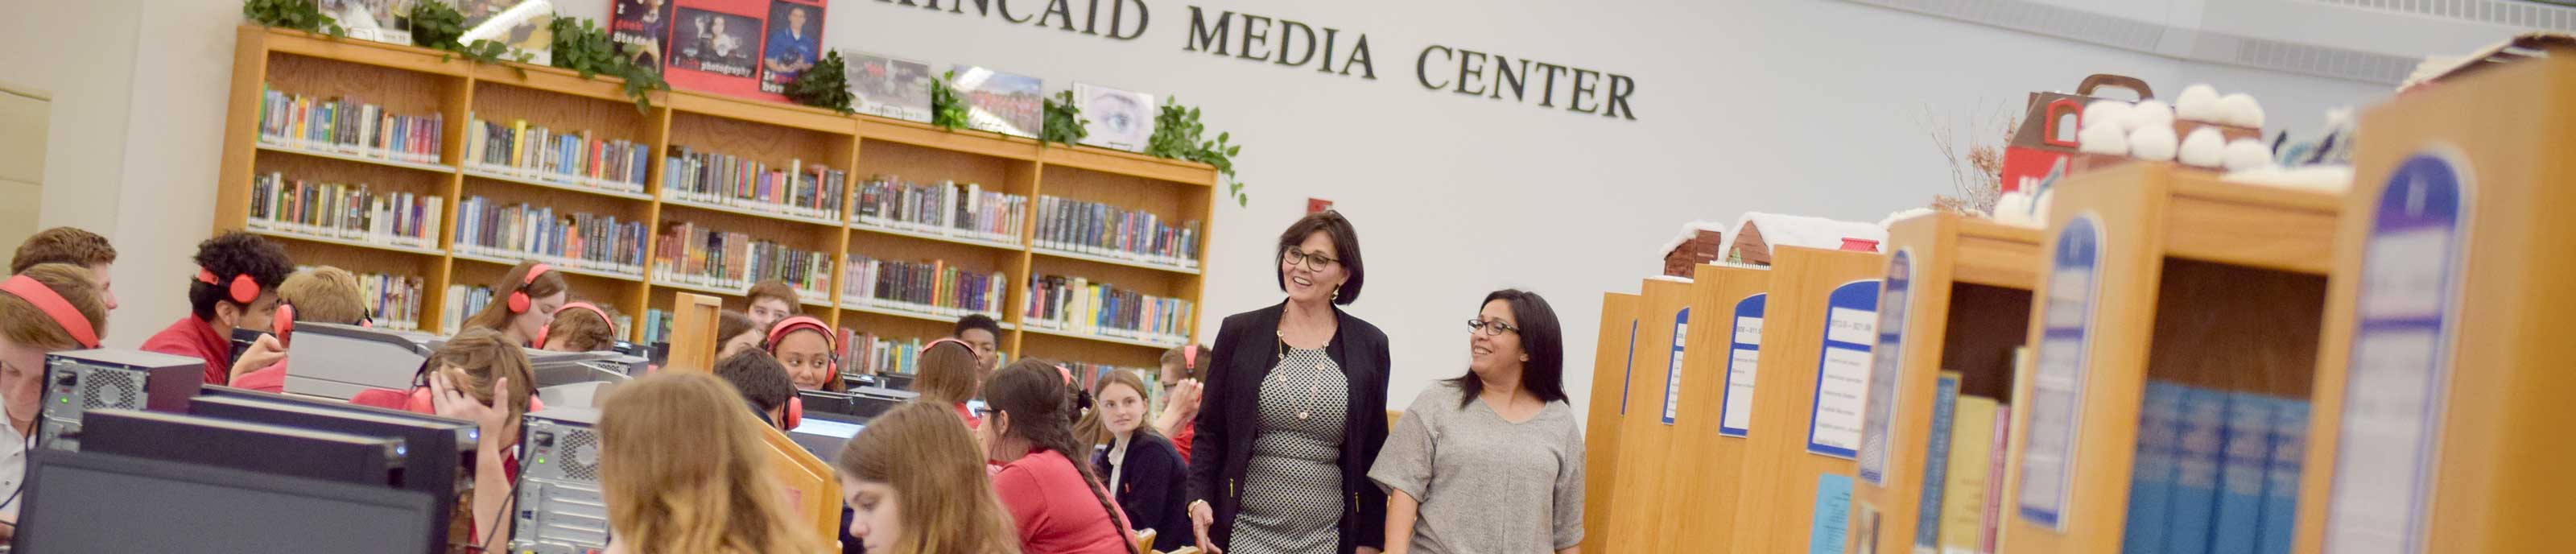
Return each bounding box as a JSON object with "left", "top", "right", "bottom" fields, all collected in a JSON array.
[
  {"left": 1282, "top": 248, "right": 1339, "bottom": 271},
  {"left": 1466, "top": 318, "right": 1519, "bottom": 337}
]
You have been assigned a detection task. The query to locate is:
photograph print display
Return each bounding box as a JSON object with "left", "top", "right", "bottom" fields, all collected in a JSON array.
[
  {"left": 317, "top": 0, "right": 415, "bottom": 44},
  {"left": 844, "top": 51, "right": 935, "bottom": 123},
  {"left": 952, "top": 65, "right": 1044, "bottom": 138},
  {"left": 758, "top": 0, "right": 828, "bottom": 94},
  {"left": 1074, "top": 83, "right": 1155, "bottom": 152},
  {"left": 670, "top": 6, "right": 761, "bottom": 78}
]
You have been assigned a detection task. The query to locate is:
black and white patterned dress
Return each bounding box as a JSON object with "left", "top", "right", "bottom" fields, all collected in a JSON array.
[{"left": 1229, "top": 345, "right": 1348, "bottom": 554}]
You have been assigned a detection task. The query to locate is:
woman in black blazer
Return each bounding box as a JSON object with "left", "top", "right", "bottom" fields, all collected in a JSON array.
[{"left": 1188, "top": 210, "right": 1391, "bottom": 554}]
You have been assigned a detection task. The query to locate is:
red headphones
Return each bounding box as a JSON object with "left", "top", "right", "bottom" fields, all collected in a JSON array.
[
  {"left": 920, "top": 337, "right": 972, "bottom": 356},
  {"left": 198, "top": 268, "right": 259, "bottom": 306},
  {"left": 758, "top": 316, "right": 833, "bottom": 430},
  {"left": 782, "top": 394, "right": 803, "bottom": 430},
  {"left": 273, "top": 302, "right": 296, "bottom": 345},
  {"left": 534, "top": 301, "right": 611, "bottom": 349},
  {"left": 1183, "top": 345, "right": 1199, "bottom": 372},
  {"left": 505, "top": 263, "right": 555, "bottom": 314},
  {"left": 2, "top": 275, "right": 99, "bottom": 349}
]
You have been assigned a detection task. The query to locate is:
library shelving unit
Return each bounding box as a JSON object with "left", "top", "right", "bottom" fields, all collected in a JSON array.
[
  {"left": 1601, "top": 276, "right": 1694, "bottom": 553},
  {"left": 2295, "top": 56, "right": 2575, "bottom": 554},
  {"left": 1728, "top": 246, "right": 1883, "bottom": 554},
  {"left": 1847, "top": 213, "right": 2041, "bottom": 554},
  {"left": 1996, "top": 162, "right": 2340, "bottom": 554},
  {"left": 1658, "top": 264, "right": 1770, "bottom": 553},
  {"left": 211, "top": 26, "right": 1216, "bottom": 366},
  {"left": 1579, "top": 291, "right": 1640, "bottom": 554}
]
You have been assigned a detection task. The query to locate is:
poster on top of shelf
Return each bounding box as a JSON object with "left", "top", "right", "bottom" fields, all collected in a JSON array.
[
  {"left": 611, "top": 0, "right": 676, "bottom": 72},
  {"left": 316, "top": 0, "right": 415, "bottom": 45},
  {"left": 756, "top": 0, "right": 827, "bottom": 96},
  {"left": 952, "top": 65, "right": 1043, "bottom": 138},
  {"left": 460, "top": 0, "right": 555, "bottom": 64},
  {"left": 665, "top": 0, "right": 826, "bottom": 102},
  {"left": 844, "top": 51, "right": 935, "bottom": 123},
  {"left": 1074, "top": 83, "right": 1155, "bottom": 152}
]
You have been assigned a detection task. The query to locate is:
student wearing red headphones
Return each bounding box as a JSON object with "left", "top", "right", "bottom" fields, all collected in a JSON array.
[
  {"left": 538, "top": 300, "right": 621, "bottom": 352},
  {"left": 914, "top": 338, "right": 985, "bottom": 429},
  {"left": 1154, "top": 344, "right": 1212, "bottom": 463},
  {"left": 762, "top": 316, "right": 845, "bottom": 392},
  {"left": 229, "top": 267, "right": 372, "bottom": 393},
  {"left": 10, "top": 227, "right": 120, "bottom": 311},
  {"left": 460, "top": 261, "right": 570, "bottom": 347},
  {"left": 0, "top": 263, "right": 110, "bottom": 537},
  {"left": 142, "top": 231, "right": 294, "bottom": 385}
]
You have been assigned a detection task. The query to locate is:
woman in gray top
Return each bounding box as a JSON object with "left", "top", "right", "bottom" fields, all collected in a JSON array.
[{"left": 1371, "top": 289, "right": 1584, "bottom": 554}]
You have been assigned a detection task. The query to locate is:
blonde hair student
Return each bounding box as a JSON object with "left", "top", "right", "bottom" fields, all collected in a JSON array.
[
  {"left": 460, "top": 261, "right": 568, "bottom": 347},
  {"left": 599, "top": 372, "right": 830, "bottom": 554},
  {"left": 836, "top": 401, "right": 1022, "bottom": 554}
]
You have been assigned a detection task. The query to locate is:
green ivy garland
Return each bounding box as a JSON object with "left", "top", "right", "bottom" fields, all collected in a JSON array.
[
  {"left": 786, "top": 51, "right": 855, "bottom": 114},
  {"left": 929, "top": 71, "right": 971, "bottom": 131},
  {"left": 547, "top": 17, "right": 669, "bottom": 113},
  {"left": 1041, "top": 90, "right": 1088, "bottom": 147},
  {"left": 1145, "top": 97, "right": 1248, "bottom": 206},
  {"left": 245, "top": 0, "right": 345, "bottom": 36}
]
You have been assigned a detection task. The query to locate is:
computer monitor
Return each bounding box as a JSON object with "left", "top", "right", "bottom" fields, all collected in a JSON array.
[
  {"left": 282, "top": 323, "right": 440, "bottom": 399},
  {"left": 526, "top": 350, "right": 649, "bottom": 387},
  {"left": 11, "top": 449, "right": 440, "bottom": 554},
  {"left": 188, "top": 392, "right": 476, "bottom": 548},
  {"left": 799, "top": 387, "right": 915, "bottom": 419},
  {"left": 873, "top": 372, "right": 915, "bottom": 391},
  {"left": 37, "top": 349, "right": 207, "bottom": 452},
  {"left": 787, "top": 411, "right": 867, "bottom": 461},
  {"left": 77, "top": 409, "right": 407, "bottom": 489}
]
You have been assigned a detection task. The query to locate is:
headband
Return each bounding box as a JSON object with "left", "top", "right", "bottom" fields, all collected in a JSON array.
[
  {"left": 553, "top": 301, "right": 611, "bottom": 328},
  {"left": 198, "top": 268, "right": 259, "bottom": 305},
  {"left": 2, "top": 275, "right": 99, "bottom": 349},
  {"left": 919, "top": 337, "right": 972, "bottom": 356}
]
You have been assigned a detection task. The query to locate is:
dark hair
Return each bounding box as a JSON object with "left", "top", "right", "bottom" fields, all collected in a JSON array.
[
  {"left": 1274, "top": 210, "right": 1364, "bottom": 304},
  {"left": 716, "top": 310, "right": 758, "bottom": 344},
  {"left": 11, "top": 226, "right": 117, "bottom": 274},
  {"left": 713, "top": 350, "right": 797, "bottom": 418},
  {"left": 952, "top": 314, "right": 1003, "bottom": 341},
  {"left": 1451, "top": 289, "right": 1567, "bottom": 409},
  {"left": 985, "top": 359, "right": 1135, "bottom": 554},
  {"left": 188, "top": 231, "right": 294, "bottom": 320}
]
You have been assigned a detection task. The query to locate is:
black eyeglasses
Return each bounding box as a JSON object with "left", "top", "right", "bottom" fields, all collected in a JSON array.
[
  {"left": 1465, "top": 318, "right": 1519, "bottom": 337},
  {"left": 1282, "top": 248, "right": 1339, "bottom": 271},
  {"left": 975, "top": 407, "right": 1001, "bottom": 418}
]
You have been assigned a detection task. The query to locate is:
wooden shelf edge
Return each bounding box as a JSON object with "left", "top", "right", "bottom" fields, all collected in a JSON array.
[
  {"left": 839, "top": 300, "right": 1014, "bottom": 329},
  {"left": 847, "top": 221, "right": 1027, "bottom": 251},
  {"left": 669, "top": 93, "right": 855, "bottom": 135},
  {"left": 249, "top": 25, "right": 473, "bottom": 76},
  {"left": 452, "top": 250, "right": 648, "bottom": 283},
  {"left": 1018, "top": 323, "right": 1187, "bottom": 349},
  {"left": 246, "top": 226, "right": 444, "bottom": 256},
  {"left": 462, "top": 167, "right": 654, "bottom": 201},
  {"left": 1038, "top": 146, "right": 1218, "bottom": 185},
  {"left": 1030, "top": 246, "right": 1203, "bottom": 275},
  {"left": 470, "top": 62, "right": 667, "bottom": 106},
  {"left": 661, "top": 196, "right": 846, "bottom": 228},
  {"left": 857, "top": 118, "right": 1042, "bottom": 160}
]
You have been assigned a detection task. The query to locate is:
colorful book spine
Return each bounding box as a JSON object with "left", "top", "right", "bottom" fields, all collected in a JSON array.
[
  {"left": 2165, "top": 385, "right": 2227, "bottom": 554},
  {"left": 461, "top": 116, "right": 652, "bottom": 192},
  {"left": 246, "top": 172, "right": 444, "bottom": 249},
  {"left": 650, "top": 220, "right": 833, "bottom": 301},
  {"left": 2211, "top": 392, "right": 2275, "bottom": 554},
  {"left": 256, "top": 85, "right": 441, "bottom": 163},
  {"left": 1914, "top": 371, "right": 1963, "bottom": 552},
  {"left": 849, "top": 177, "right": 1029, "bottom": 244},
  {"left": 1939, "top": 395, "right": 2000, "bottom": 554},
  {"left": 2124, "top": 382, "right": 2185, "bottom": 554},
  {"left": 440, "top": 285, "right": 497, "bottom": 336},
  {"left": 1034, "top": 195, "right": 1203, "bottom": 268},
  {"left": 840, "top": 254, "right": 1008, "bottom": 319},
  {"left": 1061, "top": 362, "right": 1152, "bottom": 391},
  {"left": 661, "top": 146, "right": 848, "bottom": 220},
  {"left": 1981, "top": 403, "right": 2009, "bottom": 554},
  {"left": 2256, "top": 398, "right": 2306, "bottom": 554},
  {"left": 1020, "top": 274, "right": 1193, "bottom": 346},
  {"left": 451, "top": 196, "right": 650, "bottom": 276}
]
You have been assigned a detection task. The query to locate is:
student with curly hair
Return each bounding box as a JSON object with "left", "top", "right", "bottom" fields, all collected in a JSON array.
[{"left": 142, "top": 231, "right": 294, "bottom": 384}]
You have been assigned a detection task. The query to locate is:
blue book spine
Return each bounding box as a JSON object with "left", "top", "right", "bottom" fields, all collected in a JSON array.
[
  {"left": 2123, "top": 382, "right": 2185, "bottom": 554},
  {"left": 2257, "top": 398, "right": 2308, "bottom": 554},
  {"left": 2211, "top": 392, "right": 2276, "bottom": 554},
  {"left": 1912, "top": 373, "right": 1962, "bottom": 551},
  {"left": 2165, "top": 385, "right": 2227, "bottom": 554}
]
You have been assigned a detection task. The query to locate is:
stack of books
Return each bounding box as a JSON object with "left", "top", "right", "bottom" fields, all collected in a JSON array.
[
  {"left": 462, "top": 116, "right": 653, "bottom": 194},
  {"left": 2121, "top": 381, "right": 2309, "bottom": 554},
  {"left": 246, "top": 172, "right": 442, "bottom": 250},
  {"left": 1020, "top": 274, "right": 1191, "bottom": 346},
  {"left": 662, "top": 146, "right": 848, "bottom": 221},
  {"left": 850, "top": 177, "right": 1027, "bottom": 245},
  {"left": 650, "top": 221, "right": 833, "bottom": 303},
  {"left": 1034, "top": 196, "right": 1200, "bottom": 268},
  {"left": 452, "top": 196, "right": 649, "bottom": 277},
  {"left": 840, "top": 254, "right": 1007, "bottom": 320},
  {"left": 255, "top": 85, "right": 442, "bottom": 164}
]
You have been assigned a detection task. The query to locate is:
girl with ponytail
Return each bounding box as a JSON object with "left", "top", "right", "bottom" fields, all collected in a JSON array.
[{"left": 977, "top": 359, "right": 1139, "bottom": 554}]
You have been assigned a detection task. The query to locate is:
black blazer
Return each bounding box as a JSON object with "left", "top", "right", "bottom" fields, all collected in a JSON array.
[
  {"left": 1093, "top": 432, "right": 1193, "bottom": 552},
  {"left": 1187, "top": 301, "right": 1391, "bottom": 553}
]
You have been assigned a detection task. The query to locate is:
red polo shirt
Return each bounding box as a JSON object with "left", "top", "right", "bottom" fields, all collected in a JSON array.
[
  {"left": 992, "top": 449, "right": 1133, "bottom": 554},
  {"left": 140, "top": 316, "right": 232, "bottom": 385},
  {"left": 231, "top": 360, "right": 289, "bottom": 393}
]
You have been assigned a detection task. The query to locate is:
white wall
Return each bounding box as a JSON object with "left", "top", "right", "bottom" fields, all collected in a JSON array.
[{"left": 20, "top": 0, "right": 2409, "bottom": 417}]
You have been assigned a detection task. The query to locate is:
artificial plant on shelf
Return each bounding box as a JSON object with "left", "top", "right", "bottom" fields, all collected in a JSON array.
[
  {"left": 409, "top": 1, "right": 520, "bottom": 65},
  {"left": 1145, "top": 97, "right": 1249, "bottom": 207},
  {"left": 1041, "top": 90, "right": 1089, "bottom": 147},
  {"left": 1922, "top": 103, "right": 2015, "bottom": 216},
  {"left": 786, "top": 51, "right": 855, "bottom": 114},
  {"left": 548, "top": 17, "right": 671, "bottom": 113},
  {"left": 245, "top": 0, "right": 345, "bottom": 36},
  {"left": 929, "top": 71, "right": 972, "bottom": 131}
]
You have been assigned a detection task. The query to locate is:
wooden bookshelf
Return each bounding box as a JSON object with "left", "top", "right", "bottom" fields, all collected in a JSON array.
[
  {"left": 1660, "top": 264, "right": 1770, "bottom": 553},
  {"left": 1728, "top": 246, "right": 1883, "bottom": 554},
  {"left": 2294, "top": 56, "right": 2576, "bottom": 554},
  {"left": 1847, "top": 213, "right": 2041, "bottom": 554},
  {"left": 1603, "top": 276, "right": 1695, "bottom": 552},
  {"left": 1996, "top": 163, "right": 2340, "bottom": 554},
  {"left": 213, "top": 25, "right": 1218, "bottom": 365},
  {"left": 1579, "top": 291, "right": 1640, "bottom": 554}
]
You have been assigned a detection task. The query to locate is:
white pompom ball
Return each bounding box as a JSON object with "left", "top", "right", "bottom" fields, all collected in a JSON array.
[
  {"left": 2079, "top": 122, "right": 2130, "bottom": 155},
  {"left": 2083, "top": 101, "right": 2134, "bottom": 134},
  {"left": 2130, "top": 99, "right": 2174, "bottom": 130},
  {"left": 2223, "top": 138, "right": 2275, "bottom": 172},
  {"left": 2174, "top": 84, "right": 2223, "bottom": 121},
  {"left": 2128, "top": 125, "right": 2179, "bottom": 162},
  {"left": 2218, "top": 93, "right": 2264, "bottom": 128},
  {"left": 2178, "top": 127, "right": 2227, "bottom": 167}
]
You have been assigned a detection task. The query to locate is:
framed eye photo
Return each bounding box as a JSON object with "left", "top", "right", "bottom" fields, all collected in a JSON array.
[{"left": 1074, "top": 83, "right": 1155, "bottom": 153}]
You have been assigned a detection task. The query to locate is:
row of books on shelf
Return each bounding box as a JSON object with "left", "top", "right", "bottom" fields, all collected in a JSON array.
[
  {"left": 1019, "top": 274, "right": 1192, "bottom": 346},
  {"left": 452, "top": 197, "right": 650, "bottom": 276},
  {"left": 328, "top": 267, "right": 425, "bottom": 332},
  {"left": 1034, "top": 196, "right": 1201, "bottom": 268},
  {"left": 463, "top": 116, "right": 653, "bottom": 194},
  {"left": 1062, "top": 362, "right": 1154, "bottom": 393},
  {"left": 439, "top": 286, "right": 495, "bottom": 337},
  {"left": 256, "top": 85, "right": 442, "bottom": 164},
  {"left": 851, "top": 178, "right": 1027, "bottom": 246},
  {"left": 247, "top": 172, "right": 443, "bottom": 250},
  {"left": 2122, "top": 381, "right": 2306, "bottom": 554},
  {"left": 840, "top": 255, "right": 1008, "bottom": 320},
  {"left": 663, "top": 147, "right": 848, "bottom": 221},
  {"left": 1903, "top": 371, "right": 2011, "bottom": 554},
  {"left": 650, "top": 221, "right": 832, "bottom": 303}
]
